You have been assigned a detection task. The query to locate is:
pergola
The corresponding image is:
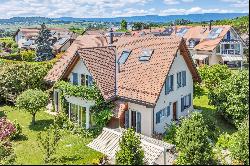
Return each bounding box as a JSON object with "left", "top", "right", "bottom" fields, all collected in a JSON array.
[{"left": 87, "top": 128, "right": 176, "bottom": 165}]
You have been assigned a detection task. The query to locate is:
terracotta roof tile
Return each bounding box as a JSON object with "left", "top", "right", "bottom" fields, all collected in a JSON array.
[
  {"left": 116, "top": 36, "right": 196, "bottom": 105},
  {"left": 78, "top": 47, "right": 116, "bottom": 100},
  {"left": 44, "top": 35, "right": 109, "bottom": 83}
]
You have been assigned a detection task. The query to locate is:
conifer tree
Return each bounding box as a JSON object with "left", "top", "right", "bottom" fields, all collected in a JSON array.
[{"left": 35, "top": 23, "right": 54, "bottom": 61}]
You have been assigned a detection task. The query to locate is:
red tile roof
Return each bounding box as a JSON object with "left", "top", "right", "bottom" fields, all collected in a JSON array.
[
  {"left": 45, "top": 35, "right": 200, "bottom": 105},
  {"left": 116, "top": 36, "right": 200, "bottom": 105},
  {"left": 44, "top": 35, "right": 109, "bottom": 83},
  {"left": 77, "top": 47, "right": 116, "bottom": 100}
]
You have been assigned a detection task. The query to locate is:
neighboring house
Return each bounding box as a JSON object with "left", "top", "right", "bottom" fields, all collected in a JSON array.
[
  {"left": 171, "top": 25, "right": 246, "bottom": 68},
  {"left": 44, "top": 34, "right": 201, "bottom": 137},
  {"left": 13, "top": 28, "right": 77, "bottom": 53}
]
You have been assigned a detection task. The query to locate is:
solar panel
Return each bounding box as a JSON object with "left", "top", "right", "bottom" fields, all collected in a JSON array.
[
  {"left": 139, "top": 49, "right": 154, "bottom": 61},
  {"left": 176, "top": 28, "right": 188, "bottom": 37},
  {"left": 207, "top": 28, "right": 223, "bottom": 39},
  {"left": 118, "top": 50, "right": 131, "bottom": 64}
]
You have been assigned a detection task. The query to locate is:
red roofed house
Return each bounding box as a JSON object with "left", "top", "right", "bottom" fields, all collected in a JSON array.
[
  {"left": 45, "top": 33, "right": 201, "bottom": 137},
  {"left": 171, "top": 24, "right": 246, "bottom": 68}
]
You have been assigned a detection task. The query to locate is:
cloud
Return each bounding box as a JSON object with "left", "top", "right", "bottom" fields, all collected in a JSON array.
[
  {"left": 163, "top": 0, "right": 194, "bottom": 5},
  {"left": 0, "top": 0, "right": 248, "bottom": 19},
  {"left": 220, "top": 0, "right": 249, "bottom": 8}
]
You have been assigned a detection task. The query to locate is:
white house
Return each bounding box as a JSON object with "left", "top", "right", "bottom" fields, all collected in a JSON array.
[
  {"left": 45, "top": 34, "right": 201, "bottom": 137},
  {"left": 172, "top": 25, "right": 246, "bottom": 68},
  {"left": 13, "top": 28, "right": 76, "bottom": 53}
]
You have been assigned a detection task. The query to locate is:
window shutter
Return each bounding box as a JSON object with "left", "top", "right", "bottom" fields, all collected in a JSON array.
[
  {"left": 88, "top": 76, "right": 93, "bottom": 87},
  {"left": 156, "top": 112, "right": 160, "bottom": 124},
  {"left": 136, "top": 112, "right": 141, "bottom": 133},
  {"left": 125, "top": 111, "right": 129, "bottom": 128},
  {"left": 165, "top": 77, "right": 169, "bottom": 95},
  {"left": 189, "top": 93, "right": 191, "bottom": 107},
  {"left": 167, "top": 106, "right": 170, "bottom": 117},
  {"left": 181, "top": 97, "right": 184, "bottom": 112},
  {"left": 182, "top": 71, "right": 186, "bottom": 87},
  {"left": 170, "top": 75, "right": 174, "bottom": 91},
  {"left": 72, "top": 73, "right": 78, "bottom": 85}
]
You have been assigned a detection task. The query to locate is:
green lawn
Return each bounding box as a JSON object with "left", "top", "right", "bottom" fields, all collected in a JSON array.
[
  {"left": 0, "top": 105, "right": 103, "bottom": 165},
  {"left": 193, "top": 88, "right": 236, "bottom": 134}
]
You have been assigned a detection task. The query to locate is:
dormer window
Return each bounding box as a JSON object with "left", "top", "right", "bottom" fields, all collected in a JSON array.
[
  {"left": 139, "top": 49, "right": 154, "bottom": 61},
  {"left": 118, "top": 50, "right": 131, "bottom": 64}
]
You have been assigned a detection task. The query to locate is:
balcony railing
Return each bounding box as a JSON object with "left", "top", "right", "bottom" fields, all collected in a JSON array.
[{"left": 221, "top": 49, "right": 241, "bottom": 55}]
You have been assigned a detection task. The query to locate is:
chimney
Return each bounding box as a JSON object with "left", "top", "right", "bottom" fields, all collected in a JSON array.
[
  {"left": 209, "top": 20, "right": 213, "bottom": 31},
  {"left": 109, "top": 28, "right": 114, "bottom": 45}
]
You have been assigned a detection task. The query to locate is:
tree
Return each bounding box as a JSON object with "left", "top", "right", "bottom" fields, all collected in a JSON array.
[
  {"left": 37, "top": 124, "right": 62, "bottom": 163},
  {"left": 229, "top": 119, "right": 249, "bottom": 164},
  {"left": 209, "top": 71, "right": 249, "bottom": 126},
  {"left": 35, "top": 23, "right": 54, "bottom": 61},
  {"left": 16, "top": 89, "right": 48, "bottom": 125},
  {"left": 175, "top": 112, "right": 213, "bottom": 165},
  {"left": 121, "top": 19, "right": 128, "bottom": 30},
  {"left": 116, "top": 128, "right": 144, "bottom": 165},
  {"left": 0, "top": 62, "right": 53, "bottom": 102},
  {"left": 198, "top": 64, "right": 232, "bottom": 91}
]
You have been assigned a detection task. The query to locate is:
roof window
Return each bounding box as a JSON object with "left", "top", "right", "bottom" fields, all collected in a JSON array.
[
  {"left": 139, "top": 49, "right": 154, "bottom": 61},
  {"left": 207, "top": 28, "right": 223, "bottom": 39},
  {"left": 118, "top": 50, "right": 131, "bottom": 64}
]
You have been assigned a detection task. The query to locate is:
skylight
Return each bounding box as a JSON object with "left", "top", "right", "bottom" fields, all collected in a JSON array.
[
  {"left": 176, "top": 28, "right": 188, "bottom": 37},
  {"left": 139, "top": 49, "right": 154, "bottom": 61},
  {"left": 207, "top": 28, "right": 223, "bottom": 39},
  {"left": 118, "top": 50, "right": 131, "bottom": 64}
]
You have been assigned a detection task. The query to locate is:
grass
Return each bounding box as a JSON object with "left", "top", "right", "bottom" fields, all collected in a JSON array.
[
  {"left": 0, "top": 105, "right": 103, "bottom": 165},
  {"left": 193, "top": 88, "right": 236, "bottom": 135}
]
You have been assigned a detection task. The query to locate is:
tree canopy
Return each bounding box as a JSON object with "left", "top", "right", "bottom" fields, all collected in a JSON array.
[
  {"left": 35, "top": 23, "right": 54, "bottom": 61},
  {"left": 175, "top": 112, "right": 213, "bottom": 165}
]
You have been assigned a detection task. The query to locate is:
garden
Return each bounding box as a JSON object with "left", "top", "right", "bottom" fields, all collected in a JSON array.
[{"left": 164, "top": 65, "right": 249, "bottom": 165}]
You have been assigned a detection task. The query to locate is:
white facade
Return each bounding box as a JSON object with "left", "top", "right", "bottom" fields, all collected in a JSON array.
[
  {"left": 154, "top": 50, "right": 193, "bottom": 134},
  {"left": 68, "top": 58, "right": 92, "bottom": 84},
  {"left": 125, "top": 50, "right": 194, "bottom": 136}
]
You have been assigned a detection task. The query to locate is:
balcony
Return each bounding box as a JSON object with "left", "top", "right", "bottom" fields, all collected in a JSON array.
[{"left": 221, "top": 49, "right": 241, "bottom": 55}]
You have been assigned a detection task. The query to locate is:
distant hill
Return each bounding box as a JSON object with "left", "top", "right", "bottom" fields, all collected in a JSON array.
[
  {"left": 0, "top": 13, "right": 248, "bottom": 24},
  {"left": 54, "top": 13, "right": 249, "bottom": 23}
]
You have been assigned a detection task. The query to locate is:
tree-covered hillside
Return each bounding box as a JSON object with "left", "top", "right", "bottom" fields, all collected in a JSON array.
[{"left": 214, "top": 15, "right": 249, "bottom": 35}]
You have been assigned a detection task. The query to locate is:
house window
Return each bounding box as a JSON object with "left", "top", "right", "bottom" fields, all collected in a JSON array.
[
  {"left": 177, "top": 71, "right": 186, "bottom": 88},
  {"left": 181, "top": 93, "right": 192, "bottom": 112},
  {"left": 156, "top": 110, "right": 163, "bottom": 124},
  {"left": 80, "top": 74, "right": 93, "bottom": 87},
  {"left": 167, "top": 106, "right": 170, "bottom": 117},
  {"left": 165, "top": 75, "right": 174, "bottom": 94},
  {"left": 72, "top": 73, "right": 78, "bottom": 85}
]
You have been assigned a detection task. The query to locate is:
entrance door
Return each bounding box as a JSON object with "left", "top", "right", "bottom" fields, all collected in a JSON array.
[
  {"left": 131, "top": 111, "right": 137, "bottom": 130},
  {"left": 173, "top": 102, "right": 177, "bottom": 121}
]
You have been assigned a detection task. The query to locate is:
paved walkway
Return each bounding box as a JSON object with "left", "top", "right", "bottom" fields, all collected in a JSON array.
[{"left": 45, "top": 101, "right": 58, "bottom": 116}]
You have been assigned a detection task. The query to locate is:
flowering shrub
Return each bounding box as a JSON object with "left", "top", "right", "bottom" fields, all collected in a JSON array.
[{"left": 0, "top": 117, "right": 16, "bottom": 141}]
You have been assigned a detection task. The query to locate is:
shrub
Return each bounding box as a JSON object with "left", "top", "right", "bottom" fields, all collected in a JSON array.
[
  {"left": 54, "top": 112, "right": 74, "bottom": 130},
  {"left": 93, "top": 109, "right": 113, "bottom": 129},
  {"left": 0, "top": 141, "right": 16, "bottom": 164},
  {"left": 198, "top": 64, "right": 232, "bottom": 91},
  {"left": 16, "top": 89, "right": 49, "bottom": 125},
  {"left": 0, "top": 117, "right": 16, "bottom": 141},
  {"left": 37, "top": 124, "right": 62, "bottom": 163},
  {"left": 175, "top": 112, "right": 213, "bottom": 165},
  {"left": 19, "top": 50, "right": 36, "bottom": 61},
  {"left": 215, "top": 133, "right": 231, "bottom": 150},
  {"left": 0, "top": 61, "right": 53, "bottom": 102},
  {"left": 164, "top": 122, "right": 177, "bottom": 144},
  {"left": 116, "top": 128, "right": 144, "bottom": 165},
  {"left": 229, "top": 119, "right": 249, "bottom": 165},
  {"left": 209, "top": 71, "right": 249, "bottom": 126},
  {"left": 11, "top": 120, "right": 22, "bottom": 140}
]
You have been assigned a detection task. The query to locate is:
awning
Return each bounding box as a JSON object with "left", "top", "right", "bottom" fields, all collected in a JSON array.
[
  {"left": 221, "top": 56, "right": 243, "bottom": 62},
  {"left": 192, "top": 54, "right": 209, "bottom": 60}
]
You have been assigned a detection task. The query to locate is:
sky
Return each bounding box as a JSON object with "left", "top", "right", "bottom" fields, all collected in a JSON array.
[{"left": 0, "top": 0, "right": 249, "bottom": 19}]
